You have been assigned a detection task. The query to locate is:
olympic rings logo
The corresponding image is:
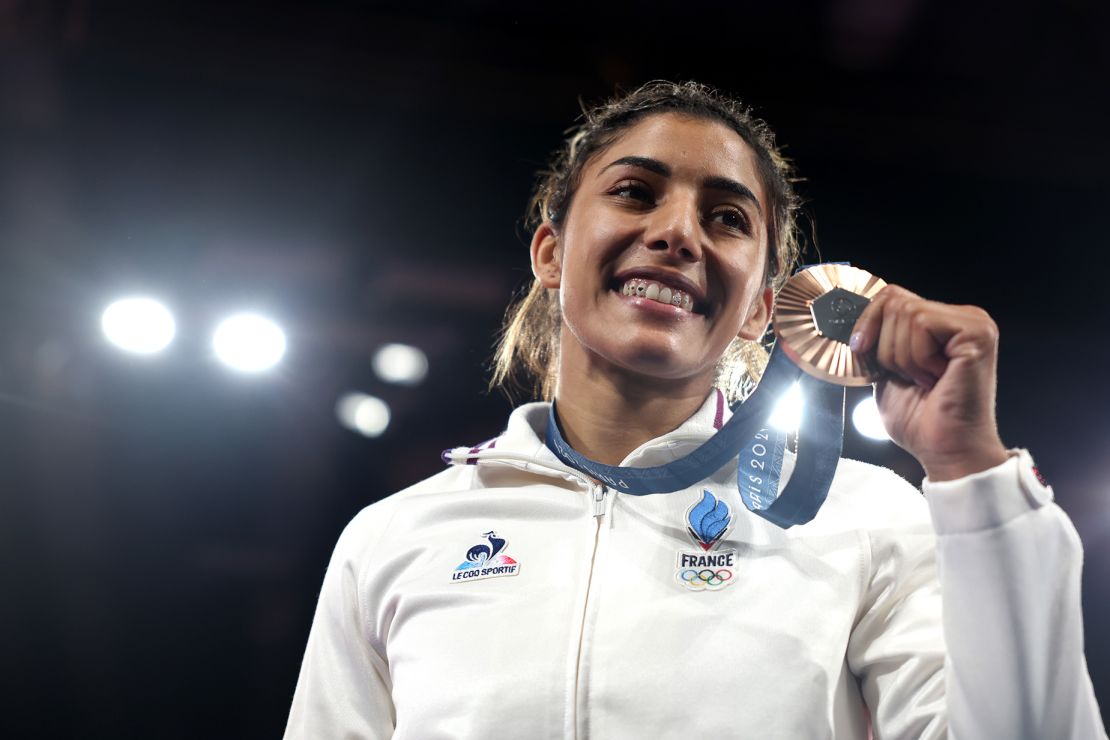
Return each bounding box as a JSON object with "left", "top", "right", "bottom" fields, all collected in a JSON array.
[{"left": 678, "top": 568, "right": 733, "bottom": 589}]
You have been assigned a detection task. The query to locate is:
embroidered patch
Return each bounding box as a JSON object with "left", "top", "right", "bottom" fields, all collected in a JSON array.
[
  {"left": 686, "top": 489, "right": 732, "bottom": 550},
  {"left": 450, "top": 531, "right": 520, "bottom": 582},
  {"left": 676, "top": 549, "right": 738, "bottom": 591},
  {"left": 676, "top": 490, "right": 737, "bottom": 591}
]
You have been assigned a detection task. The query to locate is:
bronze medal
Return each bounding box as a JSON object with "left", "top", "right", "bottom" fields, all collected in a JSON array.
[{"left": 772, "top": 264, "right": 886, "bottom": 386}]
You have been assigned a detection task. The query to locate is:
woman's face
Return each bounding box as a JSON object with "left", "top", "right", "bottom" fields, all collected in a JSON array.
[{"left": 532, "top": 112, "right": 773, "bottom": 389}]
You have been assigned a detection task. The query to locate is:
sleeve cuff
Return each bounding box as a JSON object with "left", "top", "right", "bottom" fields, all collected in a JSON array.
[{"left": 922, "top": 448, "right": 1054, "bottom": 535}]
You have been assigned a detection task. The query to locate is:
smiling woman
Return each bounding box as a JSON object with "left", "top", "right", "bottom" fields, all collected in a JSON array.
[{"left": 285, "top": 82, "right": 1106, "bottom": 739}]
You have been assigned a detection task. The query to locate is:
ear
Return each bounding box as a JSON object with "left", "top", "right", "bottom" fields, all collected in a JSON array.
[
  {"left": 530, "top": 221, "right": 561, "bottom": 289},
  {"left": 737, "top": 285, "right": 774, "bottom": 341}
]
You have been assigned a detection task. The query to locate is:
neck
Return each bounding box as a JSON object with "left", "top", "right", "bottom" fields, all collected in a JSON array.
[{"left": 552, "top": 342, "right": 716, "bottom": 467}]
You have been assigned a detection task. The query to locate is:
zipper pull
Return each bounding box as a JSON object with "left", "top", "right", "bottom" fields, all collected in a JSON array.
[{"left": 593, "top": 485, "right": 608, "bottom": 518}]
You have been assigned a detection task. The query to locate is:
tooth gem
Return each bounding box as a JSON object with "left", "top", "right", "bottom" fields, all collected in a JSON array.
[{"left": 619, "top": 278, "right": 693, "bottom": 311}]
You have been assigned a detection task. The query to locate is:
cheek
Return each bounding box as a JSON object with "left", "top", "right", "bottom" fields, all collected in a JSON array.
[
  {"left": 561, "top": 206, "right": 629, "bottom": 269},
  {"left": 557, "top": 230, "right": 613, "bottom": 299},
  {"left": 716, "top": 259, "right": 769, "bottom": 328}
]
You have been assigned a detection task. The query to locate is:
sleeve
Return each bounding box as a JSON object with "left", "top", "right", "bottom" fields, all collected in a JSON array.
[
  {"left": 284, "top": 510, "right": 396, "bottom": 739},
  {"left": 923, "top": 449, "right": 1107, "bottom": 740}
]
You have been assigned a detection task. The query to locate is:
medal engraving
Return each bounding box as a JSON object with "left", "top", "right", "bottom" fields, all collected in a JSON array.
[{"left": 810, "top": 287, "right": 870, "bottom": 344}]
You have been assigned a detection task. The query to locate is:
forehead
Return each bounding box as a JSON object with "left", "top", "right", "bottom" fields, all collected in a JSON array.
[{"left": 587, "top": 113, "right": 764, "bottom": 200}]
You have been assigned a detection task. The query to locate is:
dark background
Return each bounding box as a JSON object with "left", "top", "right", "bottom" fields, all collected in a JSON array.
[{"left": 2, "top": 1, "right": 1108, "bottom": 737}]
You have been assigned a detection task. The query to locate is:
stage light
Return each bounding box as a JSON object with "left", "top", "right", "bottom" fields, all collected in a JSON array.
[
  {"left": 335, "top": 392, "right": 390, "bottom": 437},
  {"left": 768, "top": 382, "right": 804, "bottom": 432},
  {"left": 852, "top": 396, "right": 891, "bottom": 441},
  {"left": 212, "top": 313, "right": 286, "bottom": 372},
  {"left": 101, "top": 297, "right": 175, "bottom": 354},
  {"left": 372, "top": 343, "right": 428, "bottom": 386}
]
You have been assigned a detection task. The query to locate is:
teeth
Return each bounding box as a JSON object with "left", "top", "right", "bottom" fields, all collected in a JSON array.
[{"left": 618, "top": 279, "right": 695, "bottom": 312}]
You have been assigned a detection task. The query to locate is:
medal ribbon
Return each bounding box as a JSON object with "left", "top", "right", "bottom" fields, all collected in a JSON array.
[{"left": 544, "top": 344, "right": 845, "bottom": 528}]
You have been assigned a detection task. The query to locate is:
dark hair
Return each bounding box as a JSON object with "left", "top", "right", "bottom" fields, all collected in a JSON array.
[{"left": 492, "top": 80, "right": 803, "bottom": 402}]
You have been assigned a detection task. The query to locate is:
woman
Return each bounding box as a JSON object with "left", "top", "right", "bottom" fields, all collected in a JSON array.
[{"left": 285, "top": 82, "right": 1105, "bottom": 738}]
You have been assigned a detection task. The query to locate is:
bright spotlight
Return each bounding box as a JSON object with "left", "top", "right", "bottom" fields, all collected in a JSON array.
[
  {"left": 212, "top": 313, "right": 286, "bottom": 372},
  {"left": 101, "top": 297, "right": 175, "bottom": 354},
  {"left": 852, "top": 396, "right": 891, "bottom": 441},
  {"left": 335, "top": 392, "right": 390, "bottom": 437},
  {"left": 372, "top": 343, "right": 428, "bottom": 386},
  {"left": 768, "top": 382, "right": 804, "bottom": 432}
]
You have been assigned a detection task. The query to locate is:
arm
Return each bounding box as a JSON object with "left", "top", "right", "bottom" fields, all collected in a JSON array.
[
  {"left": 285, "top": 512, "right": 395, "bottom": 739},
  {"left": 925, "top": 450, "right": 1105, "bottom": 739},
  {"left": 850, "top": 286, "right": 1106, "bottom": 738}
]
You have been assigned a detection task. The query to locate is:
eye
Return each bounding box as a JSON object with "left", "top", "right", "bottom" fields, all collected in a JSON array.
[
  {"left": 608, "top": 180, "right": 654, "bottom": 205},
  {"left": 709, "top": 207, "right": 752, "bottom": 235}
]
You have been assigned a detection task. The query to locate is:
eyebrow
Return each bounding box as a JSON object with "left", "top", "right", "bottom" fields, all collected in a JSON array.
[{"left": 602, "top": 155, "right": 763, "bottom": 215}]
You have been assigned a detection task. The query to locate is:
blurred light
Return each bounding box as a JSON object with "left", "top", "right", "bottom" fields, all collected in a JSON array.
[
  {"left": 372, "top": 343, "right": 428, "bottom": 386},
  {"left": 852, "top": 396, "right": 891, "bottom": 441},
  {"left": 768, "top": 382, "right": 804, "bottom": 432},
  {"left": 212, "top": 313, "right": 286, "bottom": 372},
  {"left": 336, "top": 392, "right": 391, "bottom": 437},
  {"left": 101, "top": 297, "right": 175, "bottom": 354},
  {"left": 36, "top": 340, "right": 69, "bottom": 377}
]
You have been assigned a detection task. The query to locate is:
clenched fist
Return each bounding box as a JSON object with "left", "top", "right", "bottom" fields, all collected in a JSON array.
[{"left": 849, "top": 285, "right": 1010, "bottom": 481}]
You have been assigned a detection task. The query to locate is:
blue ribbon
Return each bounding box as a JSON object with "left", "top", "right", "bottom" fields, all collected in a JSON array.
[{"left": 544, "top": 344, "right": 845, "bottom": 529}]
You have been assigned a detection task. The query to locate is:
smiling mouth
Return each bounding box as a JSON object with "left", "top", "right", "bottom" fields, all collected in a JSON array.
[{"left": 617, "top": 278, "right": 696, "bottom": 312}]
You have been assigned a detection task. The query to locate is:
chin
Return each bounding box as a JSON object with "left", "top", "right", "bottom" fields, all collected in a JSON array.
[
  {"left": 565, "top": 315, "right": 723, "bottom": 384},
  {"left": 602, "top": 341, "right": 714, "bottom": 383}
]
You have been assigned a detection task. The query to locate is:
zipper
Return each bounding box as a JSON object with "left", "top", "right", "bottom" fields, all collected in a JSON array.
[
  {"left": 592, "top": 484, "right": 608, "bottom": 517},
  {"left": 573, "top": 482, "right": 611, "bottom": 739},
  {"left": 443, "top": 448, "right": 610, "bottom": 739}
]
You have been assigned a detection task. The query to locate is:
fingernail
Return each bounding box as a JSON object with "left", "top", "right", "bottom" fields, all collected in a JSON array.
[{"left": 849, "top": 332, "right": 863, "bottom": 352}]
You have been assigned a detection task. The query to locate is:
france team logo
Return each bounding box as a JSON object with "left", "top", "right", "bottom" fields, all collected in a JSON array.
[
  {"left": 687, "top": 489, "right": 732, "bottom": 551},
  {"left": 676, "top": 491, "right": 737, "bottom": 592},
  {"left": 450, "top": 530, "right": 520, "bottom": 582}
]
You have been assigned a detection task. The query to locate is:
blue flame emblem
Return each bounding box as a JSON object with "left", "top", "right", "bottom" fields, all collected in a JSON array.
[{"left": 687, "top": 490, "right": 731, "bottom": 550}]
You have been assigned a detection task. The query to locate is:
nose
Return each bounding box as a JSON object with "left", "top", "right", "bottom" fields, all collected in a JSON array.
[{"left": 644, "top": 194, "right": 703, "bottom": 262}]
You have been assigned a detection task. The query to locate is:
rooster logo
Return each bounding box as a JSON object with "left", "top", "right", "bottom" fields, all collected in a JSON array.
[
  {"left": 455, "top": 531, "right": 517, "bottom": 571},
  {"left": 465, "top": 531, "right": 506, "bottom": 563}
]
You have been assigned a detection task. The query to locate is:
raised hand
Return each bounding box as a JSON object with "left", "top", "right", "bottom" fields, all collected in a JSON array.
[{"left": 849, "top": 285, "right": 1009, "bottom": 481}]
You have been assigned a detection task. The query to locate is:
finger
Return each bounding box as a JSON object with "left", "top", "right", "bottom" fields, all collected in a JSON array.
[
  {"left": 850, "top": 285, "right": 919, "bottom": 355},
  {"left": 894, "top": 301, "right": 926, "bottom": 388},
  {"left": 943, "top": 304, "right": 1000, "bottom": 364},
  {"left": 875, "top": 292, "right": 902, "bottom": 380},
  {"left": 891, "top": 301, "right": 993, "bottom": 386},
  {"left": 874, "top": 292, "right": 937, "bottom": 389},
  {"left": 898, "top": 300, "right": 943, "bottom": 389},
  {"left": 910, "top": 308, "right": 949, "bottom": 382},
  {"left": 848, "top": 288, "right": 890, "bottom": 354}
]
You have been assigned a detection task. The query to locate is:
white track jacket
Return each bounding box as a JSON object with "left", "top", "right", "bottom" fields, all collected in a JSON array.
[{"left": 285, "top": 392, "right": 1106, "bottom": 739}]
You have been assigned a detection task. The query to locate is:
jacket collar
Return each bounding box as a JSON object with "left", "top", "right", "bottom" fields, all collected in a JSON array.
[{"left": 500, "top": 388, "right": 730, "bottom": 470}]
